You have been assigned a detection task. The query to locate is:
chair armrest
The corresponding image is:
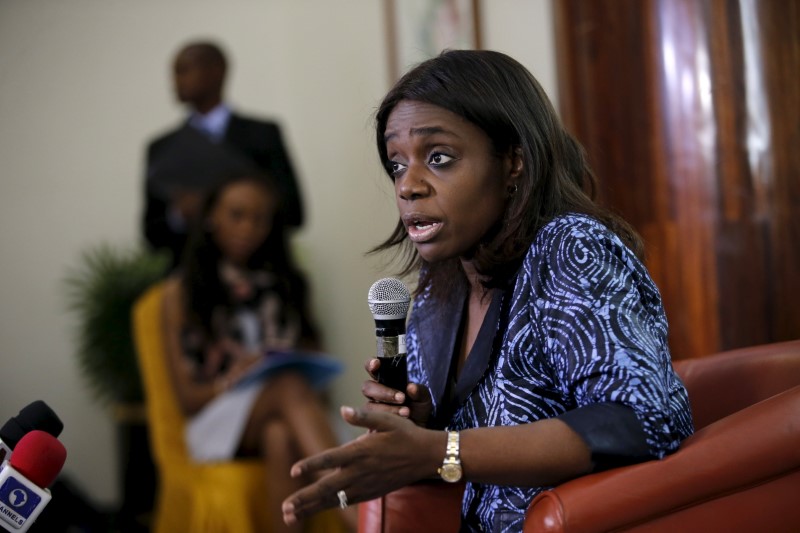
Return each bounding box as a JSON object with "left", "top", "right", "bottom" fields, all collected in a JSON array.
[
  {"left": 525, "top": 385, "right": 800, "bottom": 533},
  {"left": 359, "top": 479, "right": 465, "bottom": 533}
]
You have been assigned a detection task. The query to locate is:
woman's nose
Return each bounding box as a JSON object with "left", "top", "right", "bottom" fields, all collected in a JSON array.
[
  {"left": 238, "top": 218, "right": 260, "bottom": 237},
  {"left": 397, "top": 164, "right": 431, "bottom": 201}
]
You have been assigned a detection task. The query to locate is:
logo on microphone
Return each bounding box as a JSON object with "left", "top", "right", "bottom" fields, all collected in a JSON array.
[
  {"left": 8, "top": 488, "right": 27, "bottom": 507},
  {"left": 0, "top": 476, "right": 41, "bottom": 525}
]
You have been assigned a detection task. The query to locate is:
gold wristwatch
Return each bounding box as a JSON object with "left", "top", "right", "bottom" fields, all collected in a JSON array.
[{"left": 438, "top": 429, "right": 463, "bottom": 483}]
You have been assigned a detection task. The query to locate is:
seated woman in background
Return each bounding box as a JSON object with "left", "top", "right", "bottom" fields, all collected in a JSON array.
[
  {"left": 160, "top": 172, "right": 356, "bottom": 532},
  {"left": 281, "top": 50, "right": 694, "bottom": 532}
]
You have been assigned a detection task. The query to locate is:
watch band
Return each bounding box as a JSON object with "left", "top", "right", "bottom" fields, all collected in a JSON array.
[
  {"left": 438, "top": 429, "right": 463, "bottom": 482},
  {"left": 445, "top": 430, "right": 459, "bottom": 459}
]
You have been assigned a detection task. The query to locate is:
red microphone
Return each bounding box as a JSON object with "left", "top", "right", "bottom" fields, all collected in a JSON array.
[{"left": 0, "top": 430, "right": 66, "bottom": 532}]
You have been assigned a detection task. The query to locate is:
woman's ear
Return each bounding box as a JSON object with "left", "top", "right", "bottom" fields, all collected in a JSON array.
[
  {"left": 505, "top": 146, "right": 524, "bottom": 196},
  {"left": 510, "top": 146, "right": 524, "bottom": 178}
]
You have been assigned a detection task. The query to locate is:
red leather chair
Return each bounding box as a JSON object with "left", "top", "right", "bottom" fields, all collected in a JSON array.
[{"left": 358, "top": 340, "right": 800, "bottom": 533}]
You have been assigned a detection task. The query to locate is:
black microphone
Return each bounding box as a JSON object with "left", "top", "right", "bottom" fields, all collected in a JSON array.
[
  {"left": 367, "top": 278, "right": 411, "bottom": 391},
  {"left": 0, "top": 402, "right": 63, "bottom": 465}
]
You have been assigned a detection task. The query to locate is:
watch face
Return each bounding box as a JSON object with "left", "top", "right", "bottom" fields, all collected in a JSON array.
[{"left": 440, "top": 463, "right": 462, "bottom": 483}]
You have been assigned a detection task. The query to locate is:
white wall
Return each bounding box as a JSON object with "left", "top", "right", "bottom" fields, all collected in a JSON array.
[{"left": 0, "top": 0, "right": 556, "bottom": 508}]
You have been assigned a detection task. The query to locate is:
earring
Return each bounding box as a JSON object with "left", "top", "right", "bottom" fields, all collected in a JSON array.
[{"left": 507, "top": 184, "right": 518, "bottom": 196}]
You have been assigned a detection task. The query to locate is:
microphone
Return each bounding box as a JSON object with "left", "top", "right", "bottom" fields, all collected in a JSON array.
[
  {"left": 0, "top": 402, "right": 63, "bottom": 465},
  {"left": 0, "top": 430, "right": 67, "bottom": 532},
  {"left": 367, "top": 278, "right": 411, "bottom": 391}
]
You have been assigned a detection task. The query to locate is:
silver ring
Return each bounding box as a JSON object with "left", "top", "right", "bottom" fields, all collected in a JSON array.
[{"left": 337, "top": 489, "right": 348, "bottom": 509}]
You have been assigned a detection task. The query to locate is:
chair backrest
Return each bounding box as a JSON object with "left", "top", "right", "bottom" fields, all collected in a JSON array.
[
  {"left": 132, "top": 282, "right": 190, "bottom": 468},
  {"left": 673, "top": 339, "right": 800, "bottom": 429}
]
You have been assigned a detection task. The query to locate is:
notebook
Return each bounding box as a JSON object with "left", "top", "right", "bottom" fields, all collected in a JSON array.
[{"left": 233, "top": 350, "right": 344, "bottom": 391}]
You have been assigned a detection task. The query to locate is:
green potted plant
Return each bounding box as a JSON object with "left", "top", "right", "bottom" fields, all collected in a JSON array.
[
  {"left": 63, "top": 243, "right": 169, "bottom": 529},
  {"left": 64, "top": 243, "right": 168, "bottom": 406}
]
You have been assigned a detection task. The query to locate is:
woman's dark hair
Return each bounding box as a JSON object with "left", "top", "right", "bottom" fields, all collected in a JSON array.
[
  {"left": 179, "top": 173, "right": 316, "bottom": 342},
  {"left": 372, "top": 49, "right": 642, "bottom": 296}
]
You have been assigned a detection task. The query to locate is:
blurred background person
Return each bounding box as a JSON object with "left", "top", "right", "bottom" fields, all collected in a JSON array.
[
  {"left": 161, "top": 172, "right": 355, "bottom": 532},
  {"left": 143, "top": 40, "right": 305, "bottom": 270}
]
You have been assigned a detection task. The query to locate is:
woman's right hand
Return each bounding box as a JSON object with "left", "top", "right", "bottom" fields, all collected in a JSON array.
[
  {"left": 282, "top": 407, "right": 443, "bottom": 526},
  {"left": 212, "top": 338, "right": 262, "bottom": 393},
  {"left": 361, "top": 358, "right": 433, "bottom": 426}
]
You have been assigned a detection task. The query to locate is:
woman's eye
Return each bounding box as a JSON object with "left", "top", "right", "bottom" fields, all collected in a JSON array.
[
  {"left": 429, "top": 152, "right": 454, "bottom": 166},
  {"left": 388, "top": 161, "right": 407, "bottom": 175}
]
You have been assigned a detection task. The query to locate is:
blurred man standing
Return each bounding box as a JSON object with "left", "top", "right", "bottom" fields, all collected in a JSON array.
[{"left": 143, "top": 41, "right": 304, "bottom": 267}]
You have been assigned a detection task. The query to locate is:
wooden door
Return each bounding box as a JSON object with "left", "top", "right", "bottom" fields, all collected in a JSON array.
[{"left": 554, "top": 0, "right": 799, "bottom": 358}]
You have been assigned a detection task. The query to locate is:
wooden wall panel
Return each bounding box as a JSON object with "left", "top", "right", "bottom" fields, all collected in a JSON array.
[{"left": 554, "top": 0, "right": 800, "bottom": 359}]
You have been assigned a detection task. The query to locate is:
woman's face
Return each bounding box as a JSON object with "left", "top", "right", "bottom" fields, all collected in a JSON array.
[
  {"left": 384, "top": 100, "right": 517, "bottom": 264},
  {"left": 209, "top": 181, "right": 275, "bottom": 266}
]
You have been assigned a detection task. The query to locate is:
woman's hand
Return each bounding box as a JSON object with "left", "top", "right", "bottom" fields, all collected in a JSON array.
[
  {"left": 362, "top": 358, "right": 433, "bottom": 426},
  {"left": 281, "top": 406, "right": 442, "bottom": 526},
  {"left": 213, "top": 338, "right": 262, "bottom": 393}
]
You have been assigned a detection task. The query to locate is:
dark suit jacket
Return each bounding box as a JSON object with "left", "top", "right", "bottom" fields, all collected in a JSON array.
[{"left": 142, "top": 113, "right": 304, "bottom": 265}]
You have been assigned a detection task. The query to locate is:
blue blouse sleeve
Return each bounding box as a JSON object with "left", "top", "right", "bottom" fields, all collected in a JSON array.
[{"left": 528, "top": 216, "right": 693, "bottom": 458}]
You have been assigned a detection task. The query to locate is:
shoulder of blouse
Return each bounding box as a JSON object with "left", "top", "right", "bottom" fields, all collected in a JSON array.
[{"left": 524, "top": 213, "right": 634, "bottom": 265}]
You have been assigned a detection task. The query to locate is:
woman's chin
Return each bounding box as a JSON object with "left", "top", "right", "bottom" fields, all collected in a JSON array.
[{"left": 414, "top": 242, "right": 452, "bottom": 264}]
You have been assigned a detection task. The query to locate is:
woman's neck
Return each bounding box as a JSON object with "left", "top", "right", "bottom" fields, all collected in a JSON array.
[
  {"left": 456, "top": 258, "right": 494, "bottom": 373},
  {"left": 220, "top": 258, "right": 248, "bottom": 273},
  {"left": 460, "top": 258, "right": 490, "bottom": 301}
]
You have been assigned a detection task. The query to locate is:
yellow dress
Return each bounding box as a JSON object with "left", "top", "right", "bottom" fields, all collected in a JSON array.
[{"left": 133, "top": 282, "right": 348, "bottom": 533}]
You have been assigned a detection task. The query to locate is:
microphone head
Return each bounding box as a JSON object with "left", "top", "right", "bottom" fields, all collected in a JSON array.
[
  {"left": 367, "top": 278, "right": 411, "bottom": 320},
  {"left": 0, "top": 400, "right": 64, "bottom": 448},
  {"left": 10, "top": 430, "right": 67, "bottom": 488}
]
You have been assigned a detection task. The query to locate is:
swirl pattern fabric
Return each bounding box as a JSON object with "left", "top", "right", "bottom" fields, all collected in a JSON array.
[{"left": 406, "top": 214, "right": 693, "bottom": 532}]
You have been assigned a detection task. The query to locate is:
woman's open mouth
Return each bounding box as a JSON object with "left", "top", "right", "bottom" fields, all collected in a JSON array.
[{"left": 404, "top": 215, "right": 442, "bottom": 243}]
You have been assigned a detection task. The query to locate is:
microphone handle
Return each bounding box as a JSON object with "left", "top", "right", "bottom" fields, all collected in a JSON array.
[
  {"left": 375, "top": 332, "right": 408, "bottom": 391},
  {"left": 377, "top": 353, "right": 408, "bottom": 392},
  {"left": 374, "top": 317, "right": 408, "bottom": 391},
  {"left": 0, "top": 464, "right": 53, "bottom": 532},
  {"left": 0, "top": 441, "right": 11, "bottom": 464}
]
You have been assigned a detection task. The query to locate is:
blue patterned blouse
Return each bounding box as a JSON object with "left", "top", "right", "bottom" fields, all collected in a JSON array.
[{"left": 406, "top": 214, "right": 693, "bottom": 532}]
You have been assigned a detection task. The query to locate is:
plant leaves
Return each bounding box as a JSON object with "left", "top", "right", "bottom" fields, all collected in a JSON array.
[{"left": 63, "top": 244, "right": 169, "bottom": 406}]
